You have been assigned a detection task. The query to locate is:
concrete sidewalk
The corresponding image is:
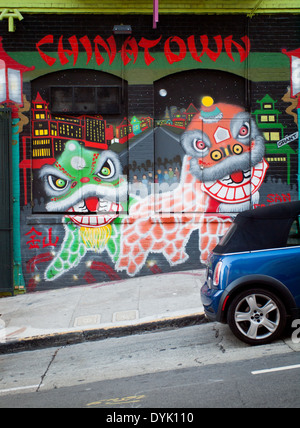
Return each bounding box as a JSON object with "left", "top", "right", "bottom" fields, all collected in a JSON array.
[{"left": 0, "top": 269, "right": 207, "bottom": 354}]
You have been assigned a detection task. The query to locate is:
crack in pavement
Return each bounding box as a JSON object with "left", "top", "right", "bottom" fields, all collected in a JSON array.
[
  {"left": 36, "top": 347, "right": 62, "bottom": 392},
  {"left": 213, "top": 324, "right": 226, "bottom": 353}
]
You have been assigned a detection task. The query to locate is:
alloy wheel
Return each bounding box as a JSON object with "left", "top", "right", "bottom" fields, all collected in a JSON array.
[{"left": 227, "top": 288, "right": 286, "bottom": 345}]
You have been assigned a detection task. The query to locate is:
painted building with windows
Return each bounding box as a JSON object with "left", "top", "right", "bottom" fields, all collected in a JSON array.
[{"left": 0, "top": 1, "right": 299, "bottom": 293}]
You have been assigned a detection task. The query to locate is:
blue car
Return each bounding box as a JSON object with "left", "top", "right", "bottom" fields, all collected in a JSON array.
[{"left": 201, "top": 201, "right": 300, "bottom": 345}]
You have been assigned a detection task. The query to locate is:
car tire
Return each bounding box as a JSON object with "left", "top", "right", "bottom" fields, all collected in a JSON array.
[{"left": 227, "top": 288, "right": 287, "bottom": 345}]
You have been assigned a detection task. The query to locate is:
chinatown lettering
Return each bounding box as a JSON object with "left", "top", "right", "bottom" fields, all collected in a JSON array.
[{"left": 36, "top": 34, "right": 250, "bottom": 67}]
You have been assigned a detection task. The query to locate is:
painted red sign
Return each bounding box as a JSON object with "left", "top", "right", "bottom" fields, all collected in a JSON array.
[{"left": 36, "top": 34, "right": 250, "bottom": 67}]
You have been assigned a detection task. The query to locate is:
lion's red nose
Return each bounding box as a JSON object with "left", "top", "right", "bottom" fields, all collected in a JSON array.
[
  {"left": 85, "top": 197, "right": 99, "bottom": 212},
  {"left": 230, "top": 171, "right": 244, "bottom": 184}
]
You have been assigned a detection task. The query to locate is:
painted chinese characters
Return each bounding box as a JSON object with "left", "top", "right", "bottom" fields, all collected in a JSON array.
[{"left": 25, "top": 226, "right": 59, "bottom": 249}]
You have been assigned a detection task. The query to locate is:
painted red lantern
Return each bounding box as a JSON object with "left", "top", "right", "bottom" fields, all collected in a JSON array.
[
  {"left": 0, "top": 37, "right": 34, "bottom": 108},
  {"left": 282, "top": 47, "right": 300, "bottom": 105}
]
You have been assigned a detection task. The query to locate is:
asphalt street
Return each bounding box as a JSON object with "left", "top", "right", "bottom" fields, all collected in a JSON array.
[{"left": 0, "top": 322, "right": 299, "bottom": 408}]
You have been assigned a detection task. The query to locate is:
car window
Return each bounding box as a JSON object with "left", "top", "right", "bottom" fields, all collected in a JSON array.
[
  {"left": 287, "top": 216, "right": 300, "bottom": 246},
  {"left": 217, "top": 223, "right": 237, "bottom": 247}
]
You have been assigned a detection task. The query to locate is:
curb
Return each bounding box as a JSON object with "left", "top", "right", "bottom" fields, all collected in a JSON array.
[{"left": 0, "top": 313, "right": 207, "bottom": 354}]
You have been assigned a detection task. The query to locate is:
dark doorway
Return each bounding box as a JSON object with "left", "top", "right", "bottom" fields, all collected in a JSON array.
[{"left": 0, "top": 108, "right": 13, "bottom": 293}]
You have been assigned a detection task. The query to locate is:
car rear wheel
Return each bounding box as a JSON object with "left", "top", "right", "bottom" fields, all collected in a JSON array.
[{"left": 227, "top": 288, "right": 287, "bottom": 345}]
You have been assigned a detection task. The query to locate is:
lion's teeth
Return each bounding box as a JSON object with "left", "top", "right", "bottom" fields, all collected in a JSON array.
[
  {"left": 89, "top": 217, "right": 98, "bottom": 226},
  {"left": 98, "top": 199, "right": 109, "bottom": 212},
  {"left": 73, "top": 200, "right": 88, "bottom": 212}
]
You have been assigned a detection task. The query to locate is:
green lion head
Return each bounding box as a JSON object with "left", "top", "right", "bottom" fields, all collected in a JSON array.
[{"left": 39, "top": 140, "right": 127, "bottom": 227}]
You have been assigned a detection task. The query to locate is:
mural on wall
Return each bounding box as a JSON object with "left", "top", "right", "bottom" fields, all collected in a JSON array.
[
  {"left": 0, "top": 24, "right": 298, "bottom": 290},
  {"left": 22, "top": 75, "right": 299, "bottom": 288},
  {"left": 26, "top": 90, "right": 269, "bottom": 281}
]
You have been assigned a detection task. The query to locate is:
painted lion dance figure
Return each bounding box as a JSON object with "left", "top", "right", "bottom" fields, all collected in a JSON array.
[{"left": 116, "top": 97, "right": 268, "bottom": 275}]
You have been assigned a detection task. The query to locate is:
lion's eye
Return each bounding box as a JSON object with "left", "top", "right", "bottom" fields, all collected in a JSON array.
[
  {"left": 193, "top": 138, "right": 207, "bottom": 152},
  {"left": 96, "top": 159, "right": 115, "bottom": 179},
  {"left": 48, "top": 175, "right": 68, "bottom": 191},
  {"left": 238, "top": 122, "right": 250, "bottom": 138},
  {"left": 100, "top": 166, "right": 111, "bottom": 176}
]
